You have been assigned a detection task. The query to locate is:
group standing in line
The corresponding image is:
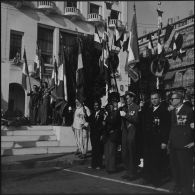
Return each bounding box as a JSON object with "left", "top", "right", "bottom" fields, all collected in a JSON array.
[{"left": 72, "top": 89, "right": 194, "bottom": 195}]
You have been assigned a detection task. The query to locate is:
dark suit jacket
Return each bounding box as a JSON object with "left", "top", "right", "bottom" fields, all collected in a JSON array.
[
  {"left": 169, "top": 104, "right": 194, "bottom": 149},
  {"left": 144, "top": 103, "right": 171, "bottom": 145},
  {"left": 89, "top": 109, "right": 105, "bottom": 137},
  {"left": 104, "top": 109, "right": 121, "bottom": 143}
]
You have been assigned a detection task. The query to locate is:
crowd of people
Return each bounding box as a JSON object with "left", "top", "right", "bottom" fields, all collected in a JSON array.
[
  {"left": 26, "top": 82, "right": 73, "bottom": 126},
  {"left": 5, "top": 81, "right": 193, "bottom": 195},
  {"left": 71, "top": 90, "right": 194, "bottom": 195}
]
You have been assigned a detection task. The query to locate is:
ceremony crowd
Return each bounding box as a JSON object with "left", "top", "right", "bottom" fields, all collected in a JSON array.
[{"left": 4, "top": 81, "right": 194, "bottom": 195}]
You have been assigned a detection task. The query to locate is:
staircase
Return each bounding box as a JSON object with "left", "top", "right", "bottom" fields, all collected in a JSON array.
[{"left": 1, "top": 126, "right": 77, "bottom": 156}]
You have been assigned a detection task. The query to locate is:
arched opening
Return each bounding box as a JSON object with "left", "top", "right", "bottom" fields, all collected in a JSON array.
[{"left": 8, "top": 83, "right": 25, "bottom": 116}]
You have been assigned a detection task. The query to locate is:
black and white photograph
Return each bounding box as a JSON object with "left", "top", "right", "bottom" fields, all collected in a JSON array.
[{"left": 1, "top": 1, "right": 194, "bottom": 194}]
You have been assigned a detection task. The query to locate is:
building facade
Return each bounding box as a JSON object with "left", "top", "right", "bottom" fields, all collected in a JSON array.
[
  {"left": 1, "top": 1, "right": 129, "bottom": 116},
  {"left": 138, "top": 14, "right": 194, "bottom": 99}
]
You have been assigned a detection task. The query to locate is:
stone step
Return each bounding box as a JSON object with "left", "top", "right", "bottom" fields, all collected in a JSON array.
[
  {"left": 1, "top": 141, "right": 60, "bottom": 148},
  {"left": 1, "top": 135, "right": 57, "bottom": 142},
  {"left": 1, "top": 146, "right": 77, "bottom": 156},
  {"left": 1, "top": 125, "right": 53, "bottom": 131},
  {"left": 1, "top": 130, "right": 54, "bottom": 136}
]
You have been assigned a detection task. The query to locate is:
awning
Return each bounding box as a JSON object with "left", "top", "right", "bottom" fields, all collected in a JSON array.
[{"left": 164, "top": 71, "right": 176, "bottom": 80}]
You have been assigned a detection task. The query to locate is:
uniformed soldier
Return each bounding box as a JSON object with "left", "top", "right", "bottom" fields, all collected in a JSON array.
[
  {"left": 168, "top": 91, "right": 194, "bottom": 195},
  {"left": 120, "top": 91, "right": 139, "bottom": 180}
]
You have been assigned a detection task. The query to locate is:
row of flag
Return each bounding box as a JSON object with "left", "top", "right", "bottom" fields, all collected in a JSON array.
[{"left": 21, "top": 36, "right": 84, "bottom": 104}]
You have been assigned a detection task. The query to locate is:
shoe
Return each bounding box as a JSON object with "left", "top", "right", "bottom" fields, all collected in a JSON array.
[
  {"left": 88, "top": 166, "right": 92, "bottom": 169},
  {"left": 96, "top": 167, "right": 101, "bottom": 170}
]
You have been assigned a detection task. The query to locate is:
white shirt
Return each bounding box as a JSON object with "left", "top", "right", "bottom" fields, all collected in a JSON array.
[
  {"left": 72, "top": 106, "right": 91, "bottom": 129},
  {"left": 175, "top": 104, "right": 183, "bottom": 114},
  {"left": 153, "top": 105, "right": 160, "bottom": 112}
]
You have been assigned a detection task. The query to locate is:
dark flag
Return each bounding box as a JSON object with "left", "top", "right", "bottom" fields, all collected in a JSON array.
[
  {"left": 123, "top": 36, "right": 129, "bottom": 52},
  {"left": 147, "top": 33, "right": 154, "bottom": 57},
  {"left": 94, "top": 25, "right": 101, "bottom": 50},
  {"left": 169, "top": 32, "right": 185, "bottom": 60},
  {"left": 164, "top": 23, "right": 174, "bottom": 43},
  {"left": 76, "top": 39, "right": 85, "bottom": 103},
  {"left": 22, "top": 48, "right": 29, "bottom": 90}
]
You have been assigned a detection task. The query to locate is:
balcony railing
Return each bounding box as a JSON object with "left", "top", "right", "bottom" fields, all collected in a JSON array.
[
  {"left": 87, "top": 13, "right": 103, "bottom": 22},
  {"left": 109, "top": 19, "right": 123, "bottom": 28},
  {"left": 64, "top": 7, "right": 80, "bottom": 16},
  {"left": 37, "top": 1, "right": 55, "bottom": 10}
]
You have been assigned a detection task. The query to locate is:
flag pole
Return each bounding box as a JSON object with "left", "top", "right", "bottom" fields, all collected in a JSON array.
[{"left": 24, "top": 47, "right": 32, "bottom": 91}]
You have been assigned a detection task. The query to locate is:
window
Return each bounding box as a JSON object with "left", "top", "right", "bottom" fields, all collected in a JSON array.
[
  {"left": 37, "top": 26, "right": 53, "bottom": 64},
  {"left": 110, "top": 10, "right": 119, "bottom": 19},
  {"left": 9, "top": 30, "right": 23, "bottom": 60},
  {"left": 89, "top": 3, "right": 99, "bottom": 14},
  {"left": 67, "top": 1, "right": 77, "bottom": 7}
]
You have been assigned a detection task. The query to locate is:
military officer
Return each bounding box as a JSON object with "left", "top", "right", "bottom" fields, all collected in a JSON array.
[{"left": 120, "top": 91, "right": 139, "bottom": 180}]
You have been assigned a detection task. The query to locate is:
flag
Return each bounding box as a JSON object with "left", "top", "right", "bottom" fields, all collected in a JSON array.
[
  {"left": 164, "top": 23, "right": 174, "bottom": 43},
  {"left": 147, "top": 33, "right": 154, "bottom": 56},
  {"left": 34, "top": 44, "right": 40, "bottom": 78},
  {"left": 169, "top": 32, "right": 185, "bottom": 60},
  {"left": 76, "top": 40, "right": 85, "bottom": 103},
  {"left": 51, "top": 58, "right": 58, "bottom": 87},
  {"left": 114, "top": 26, "right": 125, "bottom": 49},
  {"left": 57, "top": 46, "right": 68, "bottom": 100},
  {"left": 94, "top": 25, "right": 101, "bottom": 49},
  {"left": 122, "top": 35, "right": 129, "bottom": 52},
  {"left": 22, "top": 48, "right": 29, "bottom": 90},
  {"left": 126, "top": 5, "right": 139, "bottom": 67},
  {"left": 157, "top": 30, "right": 163, "bottom": 55}
]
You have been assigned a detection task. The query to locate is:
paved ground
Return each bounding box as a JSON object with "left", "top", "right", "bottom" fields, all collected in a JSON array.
[
  {"left": 2, "top": 166, "right": 174, "bottom": 195},
  {"left": 1, "top": 152, "right": 176, "bottom": 195}
]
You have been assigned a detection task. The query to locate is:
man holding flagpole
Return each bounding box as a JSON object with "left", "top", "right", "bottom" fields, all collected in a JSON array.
[{"left": 72, "top": 38, "right": 91, "bottom": 159}]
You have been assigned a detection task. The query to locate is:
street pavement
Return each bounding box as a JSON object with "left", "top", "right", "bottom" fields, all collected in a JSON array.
[{"left": 1, "top": 152, "right": 176, "bottom": 194}]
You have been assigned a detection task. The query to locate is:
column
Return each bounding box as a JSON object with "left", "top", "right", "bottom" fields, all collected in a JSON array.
[{"left": 53, "top": 27, "right": 59, "bottom": 64}]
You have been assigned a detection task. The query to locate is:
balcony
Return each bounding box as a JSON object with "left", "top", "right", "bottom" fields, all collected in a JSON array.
[
  {"left": 87, "top": 13, "right": 103, "bottom": 23},
  {"left": 37, "top": 1, "right": 56, "bottom": 11},
  {"left": 109, "top": 19, "right": 124, "bottom": 29},
  {"left": 64, "top": 7, "right": 81, "bottom": 17}
]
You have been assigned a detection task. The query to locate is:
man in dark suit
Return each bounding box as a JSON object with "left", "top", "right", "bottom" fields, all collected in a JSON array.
[
  {"left": 120, "top": 91, "right": 139, "bottom": 181},
  {"left": 168, "top": 91, "right": 194, "bottom": 195},
  {"left": 142, "top": 90, "right": 171, "bottom": 186},
  {"left": 88, "top": 99, "right": 105, "bottom": 169}
]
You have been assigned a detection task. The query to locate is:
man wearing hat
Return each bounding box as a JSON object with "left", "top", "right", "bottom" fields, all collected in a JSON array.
[
  {"left": 168, "top": 91, "right": 194, "bottom": 195},
  {"left": 120, "top": 90, "right": 139, "bottom": 180}
]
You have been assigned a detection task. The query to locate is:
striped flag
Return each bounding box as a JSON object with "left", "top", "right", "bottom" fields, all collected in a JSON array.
[
  {"left": 57, "top": 46, "right": 68, "bottom": 101},
  {"left": 51, "top": 58, "right": 58, "bottom": 87},
  {"left": 76, "top": 40, "right": 85, "bottom": 103},
  {"left": 126, "top": 4, "right": 139, "bottom": 68},
  {"left": 22, "top": 48, "right": 29, "bottom": 90}
]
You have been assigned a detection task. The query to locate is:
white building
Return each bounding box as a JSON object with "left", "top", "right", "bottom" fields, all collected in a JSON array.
[{"left": 1, "top": 1, "right": 130, "bottom": 116}]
